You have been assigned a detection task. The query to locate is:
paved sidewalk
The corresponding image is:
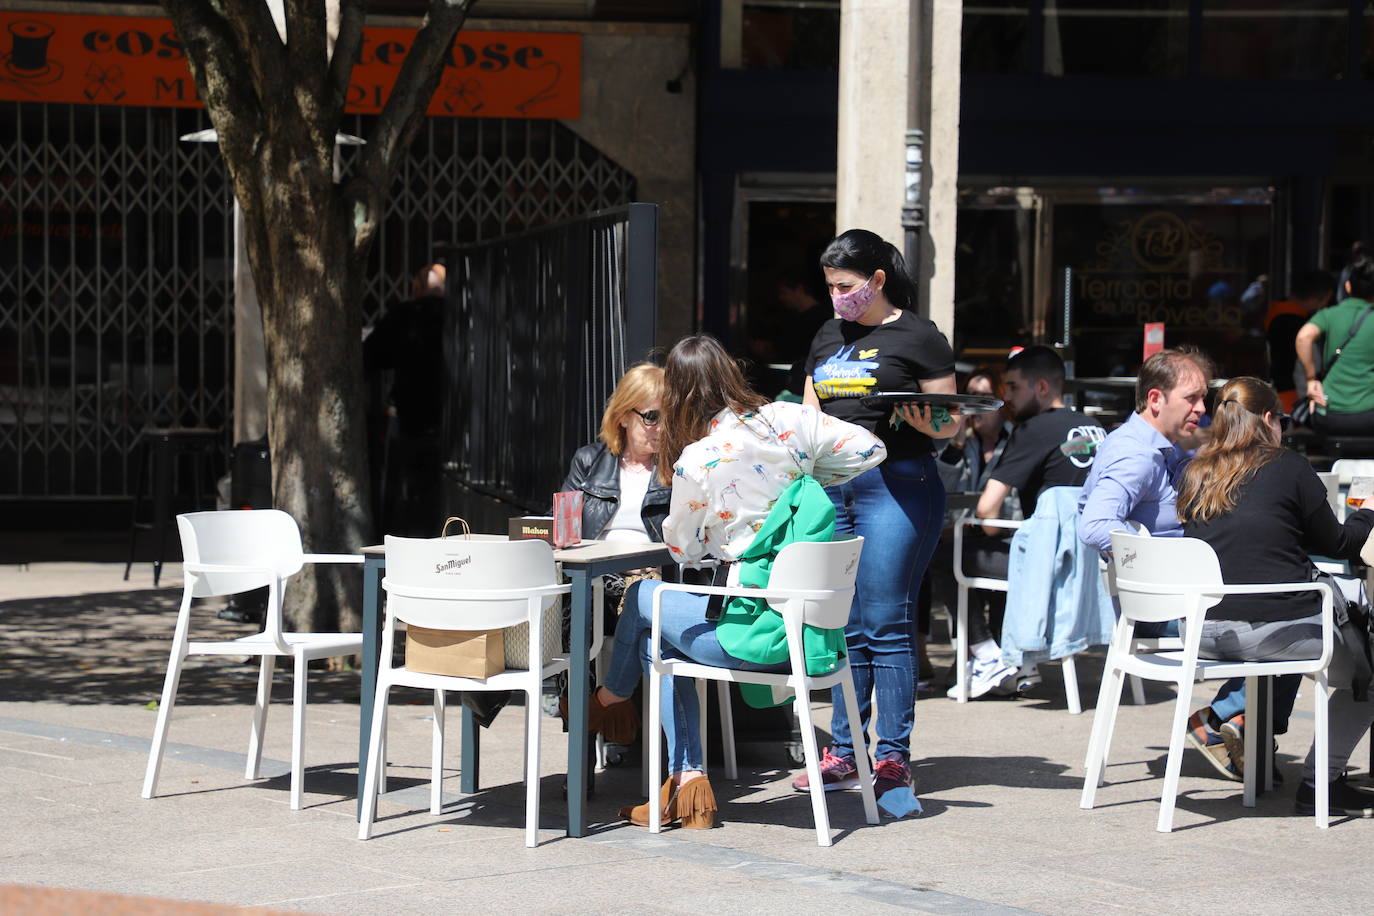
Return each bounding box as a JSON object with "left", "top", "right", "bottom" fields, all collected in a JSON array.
[{"left": 1, "top": 562, "right": 1371, "bottom": 914}]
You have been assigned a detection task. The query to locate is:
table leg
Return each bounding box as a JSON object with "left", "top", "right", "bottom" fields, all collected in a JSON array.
[
  {"left": 567, "top": 568, "right": 592, "bottom": 837},
  {"left": 461, "top": 704, "right": 479, "bottom": 792},
  {"left": 356, "top": 555, "right": 384, "bottom": 820}
]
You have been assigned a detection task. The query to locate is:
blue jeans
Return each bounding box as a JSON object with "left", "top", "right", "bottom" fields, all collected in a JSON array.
[
  {"left": 602, "top": 579, "right": 789, "bottom": 774},
  {"left": 827, "top": 457, "right": 945, "bottom": 762}
]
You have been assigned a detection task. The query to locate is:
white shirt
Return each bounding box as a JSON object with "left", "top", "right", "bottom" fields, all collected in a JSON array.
[
  {"left": 663, "top": 401, "right": 885, "bottom": 563},
  {"left": 602, "top": 463, "right": 652, "bottom": 544}
]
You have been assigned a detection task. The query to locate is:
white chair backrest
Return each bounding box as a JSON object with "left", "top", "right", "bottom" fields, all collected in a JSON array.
[
  {"left": 1315, "top": 471, "right": 1341, "bottom": 517},
  {"left": 1332, "top": 459, "right": 1374, "bottom": 486},
  {"left": 1110, "top": 531, "right": 1223, "bottom": 624},
  {"left": 177, "top": 509, "right": 305, "bottom": 598},
  {"left": 383, "top": 535, "right": 559, "bottom": 631},
  {"left": 765, "top": 537, "right": 864, "bottom": 629}
]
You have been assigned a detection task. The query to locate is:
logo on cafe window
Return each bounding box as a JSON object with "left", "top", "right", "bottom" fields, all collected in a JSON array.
[
  {"left": 1088, "top": 210, "right": 1224, "bottom": 275},
  {"left": 1130, "top": 211, "right": 1189, "bottom": 271}
]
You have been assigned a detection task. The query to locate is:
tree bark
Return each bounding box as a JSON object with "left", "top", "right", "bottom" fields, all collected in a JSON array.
[{"left": 162, "top": 0, "right": 472, "bottom": 631}]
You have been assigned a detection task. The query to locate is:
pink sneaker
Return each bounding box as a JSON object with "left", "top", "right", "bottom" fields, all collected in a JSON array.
[{"left": 791, "top": 747, "right": 858, "bottom": 792}]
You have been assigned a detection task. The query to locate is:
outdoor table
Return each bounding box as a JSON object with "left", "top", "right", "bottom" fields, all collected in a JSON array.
[
  {"left": 946, "top": 490, "right": 979, "bottom": 513},
  {"left": 356, "top": 539, "right": 674, "bottom": 837}
]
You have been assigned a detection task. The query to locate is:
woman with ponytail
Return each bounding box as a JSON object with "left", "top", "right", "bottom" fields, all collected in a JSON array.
[
  {"left": 798, "top": 229, "right": 960, "bottom": 814},
  {"left": 1178, "top": 376, "right": 1374, "bottom": 817}
]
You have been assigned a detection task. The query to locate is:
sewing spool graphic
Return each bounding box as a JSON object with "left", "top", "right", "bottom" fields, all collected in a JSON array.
[{"left": 2, "top": 19, "right": 64, "bottom": 87}]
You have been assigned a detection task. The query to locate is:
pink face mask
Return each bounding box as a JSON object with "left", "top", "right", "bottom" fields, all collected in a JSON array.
[{"left": 831, "top": 280, "right": 876, "bottom": 321}]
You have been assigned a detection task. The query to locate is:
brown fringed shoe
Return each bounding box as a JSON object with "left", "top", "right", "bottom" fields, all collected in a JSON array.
[
  {"left": 558, "top": 691, "right": 639, "bottom": 745},
  {"left": 619, "top": 775, "right": 717, "bottom": 830},
  {"left": 619, "top": 777, "right": 675, "bottom": 827}
]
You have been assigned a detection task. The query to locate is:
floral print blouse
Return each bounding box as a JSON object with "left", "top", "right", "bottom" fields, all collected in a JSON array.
[{"left": 662, "top": 401, "right": 886, "bottom": 563}]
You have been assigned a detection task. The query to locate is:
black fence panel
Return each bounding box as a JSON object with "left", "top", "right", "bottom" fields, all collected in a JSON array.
[{"left": 440, "top": 203, "right": 657, "bottom": 527}]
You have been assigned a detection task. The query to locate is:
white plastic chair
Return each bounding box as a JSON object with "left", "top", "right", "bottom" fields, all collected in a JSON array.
[
  {"left": 1081, "top": 531, "right": 1334, "bottom": 831},
  {"left": 645, "top": 537, "right": 879, "bottom": 847},
  {"left": 142, "top": 509, "right": 364, "bottom": 810},
  {"left": 358, "top": 535, "right": 572, "bottom": 848},
  {"left": 951, "top": 516, "right": 1083, "bottom": 712}
]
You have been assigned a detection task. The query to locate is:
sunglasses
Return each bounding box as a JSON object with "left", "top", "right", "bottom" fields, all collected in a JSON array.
[{"left": 632, "top": 408, "right": 661, "bottom": 427}]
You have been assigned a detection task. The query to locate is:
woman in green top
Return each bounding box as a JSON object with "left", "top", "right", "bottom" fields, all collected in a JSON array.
[
  {"left": 1297, "top": 257, "right": 1374, "bottom": 436},
  {"left": 576, "top": 335, "right": 884, "bottom": 830}
]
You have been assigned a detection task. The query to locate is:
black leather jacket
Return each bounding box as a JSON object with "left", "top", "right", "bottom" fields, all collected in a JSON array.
[{"left": 560, "top": 442, "right": 671, "bottom": 541}]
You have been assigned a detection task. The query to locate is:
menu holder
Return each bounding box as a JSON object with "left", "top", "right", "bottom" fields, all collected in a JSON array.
[{"left": 552, "top": 490, "right": 583, "bottom": 548}]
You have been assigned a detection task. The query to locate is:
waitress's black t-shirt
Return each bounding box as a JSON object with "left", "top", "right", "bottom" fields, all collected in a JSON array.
[{"left": 804, "top": 311, "right": 956, "bottom": 460}]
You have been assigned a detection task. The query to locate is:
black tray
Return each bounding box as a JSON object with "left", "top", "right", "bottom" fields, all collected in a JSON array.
[{"left": 858, "top": 391, "right": 1003, "bottom": 414}]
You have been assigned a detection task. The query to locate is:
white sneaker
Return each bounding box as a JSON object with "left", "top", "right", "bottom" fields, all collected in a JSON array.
[
  {"left": 988, "top": 663, "right": 1040, "bottom": 697},
  {"left": 946, "top": 656, "right": 1018, "bottom": 699}
]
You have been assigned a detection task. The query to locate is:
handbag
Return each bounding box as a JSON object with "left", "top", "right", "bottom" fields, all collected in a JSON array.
[
  {"left": 1292, "top": 306, "right": 1373, "bottom": 427},
  {"left": 1312, "top": 568, "right": 1374, "bottom": 701}
]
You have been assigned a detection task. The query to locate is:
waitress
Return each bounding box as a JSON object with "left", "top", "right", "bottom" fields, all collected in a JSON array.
[{"left": 799, "top": 228, "right": 960, "bottom": 814}]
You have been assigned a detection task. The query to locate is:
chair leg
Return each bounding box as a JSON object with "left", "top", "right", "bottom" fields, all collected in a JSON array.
[
  {"left": 525, "top": 687, "right": 542, "bottom": 848},
  {"left": 1062, "top": 654, "right": 1082, "bottom": 715},
  {"left": 1314, "top": 671, "right": 1329, "bottom": 829},
  {"left": 290, "top": 651, "right": 308, "bottom": 810},
  {"left": 1080, "top": 651, "right": 1125, "bottom": 808},
  {"left": 1156, "top": 677, "right": 1196, "bottom": 833},
  {"left": 794, "top": 680, "right": 834, "bottom": 846},
  {"left": 1129, "top": 674, "right": 1147, "bottom": 706},
  {"left": 841, "top": 673, "right": 879, "bottom": 826},
  {"left": 431, "top": 690, "right": 446, "bottom": 815},
  {"left": 141, "top": 648, "right": 187, "bottom": 799},
  {"left": 246, "top": 655, "right": 276, "bottom": 780},
  {"left": 696, "top": 678, "right": 708, "bottom": 773},
  {"left": 954, "top": 585, "right": 970, "bottom": 703},
  {"left": 358, "top": 683, "right": 390, "bottom": 840},
  {"left": 717, "top": 681, "right": 737, "bottom": 780},
  {"left": 648, "top": 671, "right": 664, "bottom": 834},
  {"left": 1243, "top": 676, "right": 1259, "bottom": 808}
]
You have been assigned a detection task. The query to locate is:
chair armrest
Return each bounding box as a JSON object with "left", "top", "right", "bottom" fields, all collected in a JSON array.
[
  {"left": 303, "top": 553, "right": 365, "bottom": 564},
  {"left": 955, "top": 516, "right": 1023, "bottom": 532},
  {"left": 649, "top": 580, "right": 838, "bottom": 602},
  {"left": 382, "top": 579, "right": 572, "bottom": 600},
  {"left": 183, "top": 562, "right": 273, "bottom": 577}
]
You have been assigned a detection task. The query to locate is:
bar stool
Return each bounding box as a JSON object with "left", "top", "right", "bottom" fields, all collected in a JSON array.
[{"left": 124, "top": 427, "right": 222, "bottom": 586}]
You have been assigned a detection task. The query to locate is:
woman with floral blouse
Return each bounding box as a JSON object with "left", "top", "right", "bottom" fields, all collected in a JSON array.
[{"left": 573, "top": 334, "right": 884, "bottom": 830}]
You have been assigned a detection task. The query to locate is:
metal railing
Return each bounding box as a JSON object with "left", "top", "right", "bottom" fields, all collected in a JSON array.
[{"left": 441, "top": 203, "right": 658, "bottom": 517}]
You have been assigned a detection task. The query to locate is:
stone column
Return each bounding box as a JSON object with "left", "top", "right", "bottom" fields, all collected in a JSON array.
[{"left": 836, "top": 0, "right": 960, "bottom": 338}]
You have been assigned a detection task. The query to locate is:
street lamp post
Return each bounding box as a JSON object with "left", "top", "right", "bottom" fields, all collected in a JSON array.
[{"left": 901, "top": 128, "right": 925, "bottom": 318}]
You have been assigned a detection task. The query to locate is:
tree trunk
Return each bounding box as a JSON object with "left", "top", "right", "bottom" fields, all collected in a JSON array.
[{"left": 252, "top": 148, "right": 371, "bottom": 633}]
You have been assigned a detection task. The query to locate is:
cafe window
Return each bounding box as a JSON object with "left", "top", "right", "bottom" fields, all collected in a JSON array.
[
  {"left": 963, "top": 1, "right": 1031, "bottom": 75},
  {"left": 956, "top": 187, "right": 1276, "bottom": 383},
  {"left": 720, "top": 0, "right": 841, "bottom": 70},
  {"left": 1043, "top": 0, "right": 1190, "bottom": 78},
  {"left": 1200, "top": 0, "right": 1350, "bottom": 80}
]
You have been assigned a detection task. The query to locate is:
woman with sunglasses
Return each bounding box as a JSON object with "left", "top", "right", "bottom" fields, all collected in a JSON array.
[
  {"left": 1177, "top": 376, "right": 1374, "bottom": 816},
  {"left": 560, "top": 363, "right": 671, "bottom": 547}
]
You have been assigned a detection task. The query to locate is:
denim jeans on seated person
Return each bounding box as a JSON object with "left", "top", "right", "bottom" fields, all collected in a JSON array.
[{"left": 601, "top": 578, "right": 789, "bottom": 775}]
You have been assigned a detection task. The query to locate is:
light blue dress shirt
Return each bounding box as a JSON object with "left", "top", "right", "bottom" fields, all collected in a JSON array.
[{"left": 1076, "top": 411, "right": 1190, "bottom": 554}]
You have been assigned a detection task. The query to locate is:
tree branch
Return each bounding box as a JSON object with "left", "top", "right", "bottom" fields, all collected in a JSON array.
[
  {"left": 219, "top": 0, "right": 291, "bottom": 118},
  {"left": 326, "top": 0, "right": 366, "bottom": 120},
  {"left": 284, "top": 0, "right": 331, "bottom": 152},
  {"left": 161, "top": 0, "right": 267, "bottom": 195},
  {"left": 348, "top": 0, "right": 472, "bottom": 256}
]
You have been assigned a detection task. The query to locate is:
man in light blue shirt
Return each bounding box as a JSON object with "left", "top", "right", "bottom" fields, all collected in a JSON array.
[
  {"left": 1077, "top": 351, "right": 1206, "bottom": 552},
  {"left": 1078, "top": 348, "right": 1293, "bottom": 784}
]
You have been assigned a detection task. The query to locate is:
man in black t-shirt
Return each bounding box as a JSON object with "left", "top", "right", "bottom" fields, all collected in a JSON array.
[{"left": 957, "top": 346, "right": 1104, "bottom": 698}]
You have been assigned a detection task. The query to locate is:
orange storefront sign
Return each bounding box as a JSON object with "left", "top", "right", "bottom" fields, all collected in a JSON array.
[{"left": 0, "top": 12, "right": 580, "bottom": 119}]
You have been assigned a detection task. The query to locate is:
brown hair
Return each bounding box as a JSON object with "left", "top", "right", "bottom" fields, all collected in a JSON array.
[
  {"left": 1176, "top": 377, "right": 1283, "bottom": 524},
  {"left": 965, "top": 365, "right": 1002, "bottom": 395},
  {"left": 1134, "top": 346, "right": 1214, "bottom": 412},
  {"left": 599, "top": 363, "right": 664, "bottom": 456},
  {"left": 657, "top": 335, "right": 769, "bottom": 484}
]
